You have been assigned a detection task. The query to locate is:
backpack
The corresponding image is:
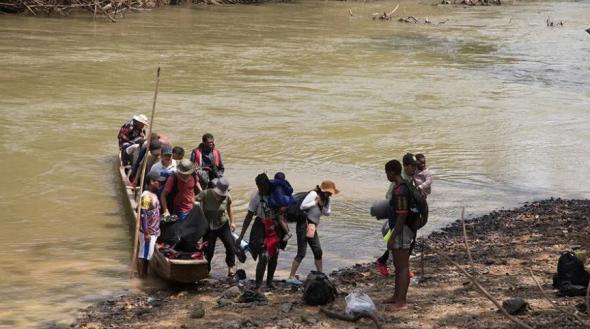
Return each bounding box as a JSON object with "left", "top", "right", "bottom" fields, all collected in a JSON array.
[
  {"left": 553, "top": 251, "right": 590, "bottom": 288},
  {"left": 303, "top": 271, "right": 337, "bottom": 306},
  {"left": 403, "top": 180, "right": 429, "bottom": 232},
  {"left": 285, "top": 192, "right": 309, "bottom": 223}
]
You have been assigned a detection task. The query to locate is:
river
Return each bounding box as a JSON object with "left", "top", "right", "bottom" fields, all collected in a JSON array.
[{"left": 0, "top": 0, "right": 589, "bottom": 327}]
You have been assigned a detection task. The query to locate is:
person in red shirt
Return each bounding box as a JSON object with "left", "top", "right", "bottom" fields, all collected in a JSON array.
[{"left": 161, "top": 159, "right": 202, "bottom": 221}]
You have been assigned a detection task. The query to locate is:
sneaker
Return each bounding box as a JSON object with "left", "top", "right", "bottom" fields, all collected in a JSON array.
[
  {"left": 286, "top": 278, "right": 303, "bottom": 286},
  {"left": 376, "top": 260, "right": 390, "bottom": 277}
]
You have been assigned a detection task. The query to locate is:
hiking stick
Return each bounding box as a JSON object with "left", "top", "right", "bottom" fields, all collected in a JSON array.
[
  {"left": 461, "top": 207, "right": 476, "bottom": 275},
  {"left": 130, "top": 65, "right": 161, "bottom": 279},
  {"left": 433, "top": 249, "right": 535, "bottom": 329},
  {"left": 529, "top": 269, "right": 590, "bottom": 327}
]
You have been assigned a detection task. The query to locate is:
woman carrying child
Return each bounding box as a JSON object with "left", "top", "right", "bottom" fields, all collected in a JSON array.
[
  {"left": 286, "top": 180, "right": 339, "bottom": 286},
  {"left": 237, "top": 173, "right": 281, "bottom": 290}
]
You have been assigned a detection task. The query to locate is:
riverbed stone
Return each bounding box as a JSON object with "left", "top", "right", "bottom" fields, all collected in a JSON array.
[
  {"left": 279, "top": 302, "right": 292, "bottom": 313},
  {"left": 501, "top": 298, "right": 529, "bottom": 315},
  {"left": 277, "top": 318, "right": 293, "bottom": 328},
  {"left": 222, "top": 286, "right": 241, "bottom": 299},
  {"left": 190, "top": 303, "right": 205, "bottom": 319}
]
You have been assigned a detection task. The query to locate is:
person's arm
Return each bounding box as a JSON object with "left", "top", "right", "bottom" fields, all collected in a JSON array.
[
  {"left": 194, "top": 175, "right": 203, "bottom": 195},
  {"left": 195, "top": 190, "right": 206, "bottom": 202},
  {"left": 218, "top": 151, "right": 225, "bottom": 176},
  {"left": 160, "top": 178, "right": 173, "bottom": 217},
  {"left": 419, "top": 170, "right": 433, "bottom": 194},
  {"left": 300, "top": 191, "right": 318, "bottom": 210},
  {"left": 388, "top": 186, "right": 409, "bottom": 249},
  {"left": 237, "top": 211, "right": 254, "bottom": 245},
  {"left": 321, "top": 198, "right": 331, "bottom": 216},
  {"left": 227, "top": 197, "right": 235, "bottom": 231}
]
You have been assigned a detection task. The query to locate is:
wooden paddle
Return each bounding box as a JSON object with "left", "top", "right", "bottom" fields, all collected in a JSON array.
[{"left": 130, "top": 65, "right": 161, "bottom": 278}]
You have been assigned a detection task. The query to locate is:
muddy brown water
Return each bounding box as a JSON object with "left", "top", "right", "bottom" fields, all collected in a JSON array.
[{"left": 0, "top": 0, "right": 589, "bottom": 327}]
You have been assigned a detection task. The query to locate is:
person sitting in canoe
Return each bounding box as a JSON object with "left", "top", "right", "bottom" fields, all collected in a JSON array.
[
  {"left": 137, "top": 170, "right": 166, "bottom": 278},
  {"left": 118, "top": 114, "right": 148, "bottom": 166},
  {"left": 197, "top": 177, "right": 237, "bottom": 277},
  {"left": 172, "top": 146, "right": 185, "bottom": 161},
  {"left": 190, "top": 133, "right": 225, "bottom": 188},
  {"left": 161, "top": 159, "right": 203, "bottom": 221}
]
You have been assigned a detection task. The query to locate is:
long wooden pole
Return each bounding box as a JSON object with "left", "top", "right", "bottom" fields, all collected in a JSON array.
[{"left": 130, "top": 65, "right": 161, "bottom": 278}]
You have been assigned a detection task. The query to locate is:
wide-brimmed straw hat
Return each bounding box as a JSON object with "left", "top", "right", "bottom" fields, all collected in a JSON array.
[
  {"left": 213, "top": 177, "right": 231, "bottom": 197},
  {"left": 177, "top": 159, "right": 195, "bottom": 175},
  {"left": 133, "top": 114, "right": 149, "bottom": 126},
  {"left": 319, "top": 180, "right": 339, "bottom": 195}
]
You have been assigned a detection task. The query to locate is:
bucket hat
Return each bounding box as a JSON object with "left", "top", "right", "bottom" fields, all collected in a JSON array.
[
  {"left": 319, "top": 180, "right": 339, "bottom": 195},
  {"left": 177, "top": 159, "right": 195, "bottom": 175},
  {"left": 213, "top": 177, "right": 230, "bottom": 197},
  {"left": 133, "top": 114, "right": 149, "bottom": 126}
]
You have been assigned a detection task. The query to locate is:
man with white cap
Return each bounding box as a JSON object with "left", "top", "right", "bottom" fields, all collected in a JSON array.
[
  {"left": 118, "top": 114, "right": 149, "bottom": 166},
  {"left": 197, "top": 177, "right": 236, "bottom": 276}
]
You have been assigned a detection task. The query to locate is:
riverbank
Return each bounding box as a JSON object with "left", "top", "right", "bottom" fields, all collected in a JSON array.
[{"left": 71, "top": 198, "right": 590, "bottom": 329}]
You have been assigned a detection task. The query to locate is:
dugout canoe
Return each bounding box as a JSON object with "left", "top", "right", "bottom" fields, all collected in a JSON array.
[{"left": 116, "top": 155, "right": 209, "bottom": 283}]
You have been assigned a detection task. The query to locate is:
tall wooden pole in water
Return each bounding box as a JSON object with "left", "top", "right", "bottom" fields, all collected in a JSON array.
[{"left": 130, "top": 65, "right": 161, "bottom": 278}]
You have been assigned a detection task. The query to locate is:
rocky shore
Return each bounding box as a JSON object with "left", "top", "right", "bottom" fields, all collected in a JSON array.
[{"left": 71, "top": 198, "right": 590, "bottom": 329}]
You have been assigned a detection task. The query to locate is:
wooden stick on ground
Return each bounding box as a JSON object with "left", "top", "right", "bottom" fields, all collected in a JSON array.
[
  {"left": 129, "top": 65, "right": 161, "bottom": 279},
  {"left": 461, "top": 207, "right": 476, "bottom": 274},
  {"left": 529, "top": 269, "right": 590, "bottom": 327},
  {"left": 387, "top": 3, "right": 399, "bottom": 16},
  {"left": 433, "top": 249, "right": 535, "bottom": 329}
]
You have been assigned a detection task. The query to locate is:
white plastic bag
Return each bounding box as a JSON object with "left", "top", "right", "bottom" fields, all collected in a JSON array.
[{"left": 345, "top": 292, "right": 377, "bottom": 316}]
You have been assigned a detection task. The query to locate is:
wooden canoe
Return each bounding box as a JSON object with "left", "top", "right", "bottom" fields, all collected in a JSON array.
[{"left": 115, "top": 155, "right": 209, "bottom": 283}]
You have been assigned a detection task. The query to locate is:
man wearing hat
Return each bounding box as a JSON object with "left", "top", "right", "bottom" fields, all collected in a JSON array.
[
  {"left": 137, "top": 170, "right": 166, "bottom": 278},
  {"left": 149, "top": 145, "right": 177, "bottom": 182},
  {"left": 286, "top": 180, "right": 339, "bottom": 286},
  {"left": 118, "top": 114, "right": 149, "bottom": 166},
  {"left": 197, "top": 177, "right": 237, "bottom": 277},
  {"left": 161, "top": 159, "right": 203, "bottom": 221}
]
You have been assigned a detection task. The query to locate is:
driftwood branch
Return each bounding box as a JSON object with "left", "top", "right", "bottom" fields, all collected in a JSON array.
[
  {"left": 461, "top": 207, "right": 476, "bottom": 274},
  {"left": 434, "top": 249, "right": 535, "bottom": 329},
  {"left": 529, "top": 269, "right": 590, "bottom": 327},
  {"left": 319, "top": 307, "right": 382, "bottom": 329}
]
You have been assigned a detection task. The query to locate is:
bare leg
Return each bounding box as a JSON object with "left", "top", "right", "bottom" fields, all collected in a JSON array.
[
  {"left": 289, "top": 259, "right": 301, "bottom": 279},
  {"left": 137, "top": 259, "right": 148, "bottom": 278},
  {"left": 314, "top": 258, "right": 323, "bottom": 273},
  {"left": 392, "top": 248, "right": 411, "bottom": 308}
]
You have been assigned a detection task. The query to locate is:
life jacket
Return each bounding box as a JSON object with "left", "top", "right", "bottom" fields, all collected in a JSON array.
[{"left": 191, "top": 146, "right": 221, "bottom": 168}]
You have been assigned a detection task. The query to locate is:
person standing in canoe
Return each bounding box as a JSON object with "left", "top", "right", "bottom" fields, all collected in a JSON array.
[
  {"left": 161, "top": 159, "right": 202, "bottom": 221},
  {"left": 137, "top": 171, "right": 166, "bottom": 278},
  {"left": 236, "top": 173, "right": 280, "bottom": 290},
  {"left": 190, "top": 133, "right": 225, "bottom": 188},
  {"left": 197, "top": 177, "right": 237, "bottom": 277},
  {"left": 118, "top": 114, "right": 148, "bottom": 166},
  {"left": 286, "top": 180, "right": 339, "bottom": 286}
]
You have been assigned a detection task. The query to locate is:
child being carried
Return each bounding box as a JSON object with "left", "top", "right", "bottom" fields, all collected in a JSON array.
[{"left": 268, "top": 172, "right": 295, "bottom": 244}]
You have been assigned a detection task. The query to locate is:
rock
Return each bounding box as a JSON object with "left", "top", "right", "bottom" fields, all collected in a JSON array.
[
  {"left": 217, "top": 298, "right": 233, "bottom": 307},
  {"left": 501, "top": 298, "right": 529, "bottom": 315},
  {"left": 200, "top": 278, "right": 219, "bottom": 286},
  {"left": 190, "top": 303, "right": 205, "bottom": 319},
  {"left": 301, "top": 314, "right": 318, "bottom": 324},
  {"left": 222, "top": 286, "right": 241, "bottom": 299},
  {"left": 241, "top": 318, "right": 261, "bottom": 328},
  {"left": 277, "top": 318, "right": 293, "bottom": 328},
  {"left": 176, "top": 291, "right": 188, "bottom": 298},
  {"left": 219, "top": 320, "right": 241, "bottom": 329},
  {"left": 279, "top": 302, "right": 292, "bottom": 313}
]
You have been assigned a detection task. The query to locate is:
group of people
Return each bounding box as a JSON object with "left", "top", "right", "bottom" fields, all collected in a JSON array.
[
  {"left": 118, "top": 115, "right": 339, "bottom": 291},
  {"left": 118, "top": 114, "right": 432, "bottom": 308}
]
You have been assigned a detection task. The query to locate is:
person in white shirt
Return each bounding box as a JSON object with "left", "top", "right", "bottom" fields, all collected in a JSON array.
[
  {"left": 286, "top": 180, "right": 339, "bottom": 286},
  {"left": 148, "top": 145, "right": 177, "bottom": 183}
]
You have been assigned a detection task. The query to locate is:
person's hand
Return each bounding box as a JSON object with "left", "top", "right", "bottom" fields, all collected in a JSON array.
[
  {"left": 230, "top": 222, "right": 236, "bottom": 231},
  {"left": 162, "top": 210, "right": 170, "bottom": 218},
  {"left": 144, "top": 233, "right": 150, "bottom": 240}
]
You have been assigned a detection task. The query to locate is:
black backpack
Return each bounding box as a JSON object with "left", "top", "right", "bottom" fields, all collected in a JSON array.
[
  {"left": 303, "top": 271, "right": 337, "bottom": 306},
  {"left": 285, "top": 192, "right": 309, "bottom": 223},
  {"left": 403, "top": 180, "right": 429, "bottom": 232},
  {"left": 553, "top": 251, "right": 590, "bottom": 288}
]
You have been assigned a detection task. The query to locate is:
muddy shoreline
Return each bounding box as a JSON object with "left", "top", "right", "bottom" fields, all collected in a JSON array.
[{"left": 71, "top": 198, "right": 590, "bottom": 329}]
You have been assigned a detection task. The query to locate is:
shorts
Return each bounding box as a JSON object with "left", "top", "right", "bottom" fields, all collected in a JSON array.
[
  {"left": 389, "top": 225, "right": 416, "bottom": 250},
  {"left": 138, "top": 234, "right": 157, "bottom": 260}
]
